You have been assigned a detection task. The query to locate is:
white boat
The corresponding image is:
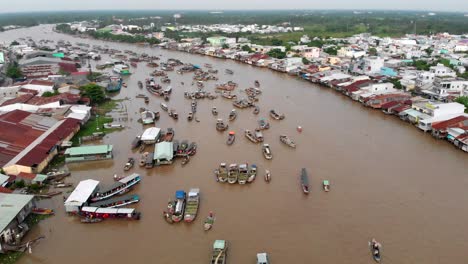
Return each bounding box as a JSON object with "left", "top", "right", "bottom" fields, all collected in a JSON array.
[
  {"left": 113, "top": 64, "right": 130, "bottom": 75},
  {"left": 262, "top": 144, "right": 273, "bottom": 160}
]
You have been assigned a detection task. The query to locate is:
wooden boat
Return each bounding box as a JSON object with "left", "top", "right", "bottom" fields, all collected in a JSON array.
[
  {"left": 169, "top": 109, "right": 179, "bottom": 119},
  {"left": 265, "top": 169, "right": 271, "bottom": 182},
  {"left": 165, "top": 128, "right": 174, "bottom": 142},
  {"left": 178, "top": 140, "right": 189, "bottom": 155},
  {"left": 138, "top": 143, "right": 146, "bottom": 153},
  {"left": 211, "top": 240, "right": 227, "bottom": 264},
  {"left": 216, "top": 119, "right": 229, "bottom": 131},
  {"left": 225, "top": 69, "right": 234, "bottom": 74},
  {"left": 245, "top": 129, "right": 258, "bottom": 143},
  {"left": 191, "top": 101, "right": 197, "bottom": 113},
  {"left": 228, "top": 109, "right": 237, "bottom": 121},
  {"left": 160, "top": 102, "right": 168, "bottom": 111},
  {"left": 258, "top": 118, "right": 270, "bottom": 130},
  {"left": 181, "top": 155, "right": 190, "bottom": 166},
  {"left": 212, "top": 107, "right": 218, "bottom": 116},
  {"left": 254, "top": 129, "right": 264, "bottom": 142},
  {"left": 131, "top": 136, "right": 141, "bottom": 149},
  {"left": 227, "top": 164, "right": 238, "bottom": 184},
  {"left": 171, "top": 190, "right": 186, "bottom": 223},
  {"left": 270, "top": 109, "right": 285, "bottom": 120},
  {"left": 139, "top": 152, "right": 149, "bottom": 166},
  {"left": 54, "top": 183, "right": 73, "bottom": 188},
  {"left": 32, "top": 208, "right": 54, "bottom": 215},
  {"left": 262, "top": 144, "right": 273, "bottom": 160},
  {"left": 253, "top": 106, "right": 260, "bottom": 115},
  {"left": 184, "top": 188, "right": 200, "bottom": 223},
  {"left": 163, "top": 200, "right": 176, "bottom": 224},
  {"left": 323, "top": 180, "right": 330, "bottom": 192},
  {"left": 186, "top": 142, "right": 197, "bottom": 156},
  {"left": 301, "top": 168, "right": 309, "bottom": 194},
  {"left": 369, "top": 239, "right": 382, "bottom": 263},
  {"left": 123, "top": 157, "right": 135, "bottom": 171},
  {"left": 254, "top": 80, "right": 260, "bottom": 87},
  {"left": 238, "top": 163, "right": 249, "bottom": 184},
  {"left": 204, "top": 211, "right": 215, "bottom": 231},
  {"left": 137, "top": 81, "right": 143, "bottom": 88},
  {"left": 248, "top": 164, "right": 257, "bottom": 183},
  {"left": 187, "top": 112, "right": 193, "bottom": 121},
  {"left": 173, "top": 140, "right": 180, "bottom": 154},
  {"left": 226, "top": 131, "right": 235, "bottom": 145},
  {"left": 216, "top": 163, "right": 228, "bottom": 182},
  {"left": 91, "top": 174, "right": 141, "bottom": 202},
  {"left": 81, "top": 217, "right": 103, "bottom": 223},
  {"left": 204, "top": 63, "right": 213, "bottom": 68},
  {"left": 279, "top": 135, "right": 296, "bottom": 148}
]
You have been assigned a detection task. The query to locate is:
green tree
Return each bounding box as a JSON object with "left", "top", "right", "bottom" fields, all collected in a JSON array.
[
  {"left": 368, "top": 47, "right": 377, "bottom": 56},
  {"left": 302, "top": 57, "right": 310, "bottom": 65},
  {"left": 267, "top": 49, "right": 287, "bottom": 59},
  {"left": 222, "top": 43, "right": 229, "bottom": 49},
  {"left": 454, "top": 96, "right": 468, "bottom": 113},
  {"left": 271, "top": 38, "right": 283, "bottom": 46},
  {"left": 42, "top": 91, "right": 59, "bottom": 97},
  {"left": 80, "top": 83, "right": 105, "bottom": 104},
  {"left": 389, "top": 78, "right": 403, "bottom": 90},
  {"left": 413, "top": 60, "right": 431, "bottom": 71},
  {"left": 6, "top": 65, "right": 22, "bottom": 79},
  {"left": 324, "top": 46, "right": 338, "bottom": 55},
  {"left": 241, "top": 45, "right": 253, "bottom": 52}
]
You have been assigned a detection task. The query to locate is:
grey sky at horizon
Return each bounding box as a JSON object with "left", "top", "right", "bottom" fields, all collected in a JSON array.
[{"left": 1, "top": 0, "right": 467, "bottom": 13}]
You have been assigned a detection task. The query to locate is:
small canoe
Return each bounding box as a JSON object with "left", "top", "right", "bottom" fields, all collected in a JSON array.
[
  {"left": 204, "top": 212, "right": 215, "bottom": 231},
  {"left": 301, "top": 168, "right": 309, "bottom": 194},
  {"left": 262, "top": 144, "right": 273, "bottom": 160},
  {"left": 323, "top": 180, "right": 330, "bottom": 192},
  {"left": 369, "top": 239, "right": 382, "bottom": 263},
  {"left": 32, "top": 208, "right": 55, "bottom": 215},
  {"left": 280, "top": 135, "right": 296, "bottom": 148},
  {"left": 227, "top": 131, "right": 235, "bottom": 145},
  {"left": 81, "top": 217, "right": 103, "bottom": 223},
  {"left": 248, "top": 164, "right": 257, "bottom": 183},
  {"left": 264, "top": 170, "right": 271, "bottom": 182}
]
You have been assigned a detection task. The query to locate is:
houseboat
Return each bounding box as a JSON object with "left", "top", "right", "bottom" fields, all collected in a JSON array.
[
  {"left": 80, "top": 206, "right": 141, "bottom": 220},
  {"left": 89, "top": 194, "right": 140, "bottom": 208},
  {"left": 113, "top": 64, "right": 131, "bottom": 75},
  {"left": 90, "top": 173, "right": 141, "bottom": 202},
  {"left": 64, "top": 145, "right": 113, "bottom": 163}
]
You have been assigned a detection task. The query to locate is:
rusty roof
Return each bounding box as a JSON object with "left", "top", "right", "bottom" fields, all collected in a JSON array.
[{"left": 432, "top": 116, "right": 468, "bottom": 131}]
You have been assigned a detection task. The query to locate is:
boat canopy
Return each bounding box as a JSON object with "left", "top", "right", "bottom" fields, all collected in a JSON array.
[
  {"left": 81, "top": 206, "right": 135, "bottom": 214},
  {"left": 175, "top": 190, "right": 186, "bottom": 199},
  {"left": 64, "top": 179, "right": 99, "bottom": 209},
  {"left": 257, "top": 253, "right": 268, "bottom": 264},
  {"left": 141, "top": 127, "right": 161, "bottom": 141},
  {"left": 323, "top": 180, "right": 329, "bottom": 185},
  {"left": 119, "top": 173, "right": 141, "bottom": 184},
  {"left": 213, "top": 240, "right": 226, "bottom": 250},
  {"left": 188, "top": 188, "right": 200, "bottom": 197}
]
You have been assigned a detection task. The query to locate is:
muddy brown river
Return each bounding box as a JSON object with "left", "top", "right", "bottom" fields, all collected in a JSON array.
[{"left": 1, "top": 25, "right": 467, "bottom": 264}]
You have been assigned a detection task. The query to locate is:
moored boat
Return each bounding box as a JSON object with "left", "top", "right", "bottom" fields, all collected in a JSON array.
[
  {"left": 227, "top": 131, "right": 235, "bottom": 145},
  {"left": 253, "top": 106, "right": 260, "bottom": 115},
  {"left": 323, "top": 180, "right": 330, "bottom": 192},
  {"left": 227, "top": 164, "right": 238, "bottom": 184},
  {"left": 216, "top": 119, "right": 229, "bottom": 131},
  {"left": 270, "top": 109, "right": 285, "bottom": 120},
  {"left": 262, "top": 144, "right": 273, "bottom": 160},
  {"left": 225, "top": 69, "right": 234, "bottom": 74},
  {"left": 216, "top": 163, "right": 228, "bottom": 182},
  {"left": 184, "top": 188, "right": 200, "bottom": 223},
  {"left": 211, "top": 240, "right": 228, "bottom": 264},
  {"left": 258, "top": 118, "right": 270, "bottom": 130},
  {"left": 301, "top": 168, "right": 309, "bottom": 194},
  {"left": 369, "top": 239, "right": 382, "bottom": 263},
  {"left": 171, "top": 190, "right": 186, "bottom": 223},
  {"left": 123, "top": 157, "right": 135, "bottom": 171},
  {"left": 248, "top": 164, "right": 257, "bottom": 183},
  {"left": 32, "top": 208, "right": 55, "bottom": 215},
  {"left": 245, "top": 129, "right": 258, "bottom": 143},
  {"left": 228, "top": 109, "right": 237, "bottom": 121},
  {"left": 238, "top": 163, "right": 249, "bottom": 184},
  {"left": 81, "top": 217, "right": 103, "bottom": 223},
  {"left": 254, "top": 129, "right": 264, "bottom": 142},
  {"left": 264, "top": 169, "right": 271, "bottom": 182},
  {"left": 279, "top": 135, "right": 296, "bottom": 148},
  {"left": 204, "top": 211, "right": 215, "bottom": 231},
  {"left": 160, "top": 102, "right": 168, "bottom": 111}
]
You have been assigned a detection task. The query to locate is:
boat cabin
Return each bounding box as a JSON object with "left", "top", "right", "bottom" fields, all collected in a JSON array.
[
  {"left": 91, "top": 174, "right": 141, "bottom": 202},
  {"left": 64, "top": 179, "right": 100, "bottom": 213},
  {"left": 80, "top": 206, "right": 140, "bottom": 220},
  {"left": 154, "top": 142, "right": 174, "bottom": 166},
  {"left": 89, "top": 194, "right": 140, "bottom": 208},
  {"left": 174, "top": 190, "right": 186, "bottom": 214},
  {"left": 257, "top": 253, "right": 269, "bottom": 264}
]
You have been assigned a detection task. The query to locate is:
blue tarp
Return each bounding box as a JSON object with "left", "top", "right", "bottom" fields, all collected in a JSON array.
[{"left": 175, "top": 190, "right": 186, "bottom": 199}]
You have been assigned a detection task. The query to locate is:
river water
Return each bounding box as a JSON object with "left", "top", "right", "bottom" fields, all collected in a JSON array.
[{"left": 1, "top": 25, "right": 467, "bottom": 264}]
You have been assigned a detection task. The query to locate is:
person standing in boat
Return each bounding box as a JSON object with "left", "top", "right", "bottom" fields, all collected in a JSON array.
[{"left": 371, "top": 238, "right": 381, "bottom": 255}]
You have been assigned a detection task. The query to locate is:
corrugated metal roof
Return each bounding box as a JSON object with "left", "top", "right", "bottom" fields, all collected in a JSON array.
[
  {"left": 0, "top": 193, "right": 34, "bottom": 232},
  {"left": 64, "top": 145, "right": 113, "bottom": 156},
  {"left": 65, "top": 179, "right": 100, "bottom": 207},
  {"left": 154, "top": 141, "right": 173, "bottom": 160}
]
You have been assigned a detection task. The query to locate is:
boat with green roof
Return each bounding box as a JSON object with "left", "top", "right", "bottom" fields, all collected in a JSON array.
[{"left": 210, "top": 240, "right": 228, "bottom": 264}]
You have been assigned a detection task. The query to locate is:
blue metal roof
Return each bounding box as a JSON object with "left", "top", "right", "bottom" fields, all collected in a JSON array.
[{"left": 175, "top": 190, "right": 186, "bottom": 199}]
